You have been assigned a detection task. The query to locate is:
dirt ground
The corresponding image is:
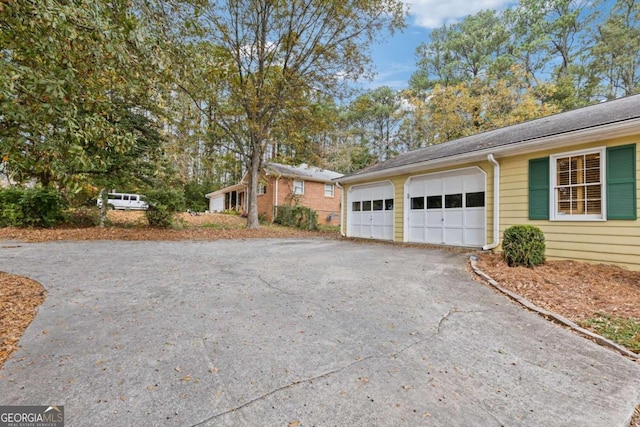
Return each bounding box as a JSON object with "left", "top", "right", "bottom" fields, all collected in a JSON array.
[{"left": 1, "top": 211, "right": 639, "bottom": 424}]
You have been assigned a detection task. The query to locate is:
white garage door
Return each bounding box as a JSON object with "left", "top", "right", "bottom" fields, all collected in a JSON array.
[
  {"left": 209, "top": 195, "right": 224, "bottom": 212},
  {"left": 348, "top": 182, "right": 394, "bottom": 240},
  {"left": 407, "top": 169, "right": 485, "bottom": 247}
]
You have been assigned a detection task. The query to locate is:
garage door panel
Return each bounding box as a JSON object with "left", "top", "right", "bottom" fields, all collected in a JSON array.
[
  {"left": 426, "top": 228, "right": 442, "bottom": 244},
  {"left": 464, "top": 176, "right": 485, "bottom": 193},
  {"left": 410, "top": 210, "right": 425, "bottom": 226},
  {"left": 465, "top": 228, "right": 484, "bottom": 245},
  {"left": 444, "top": 228, "right": 464, "bottom": 245},
  {"left": 409, "top": 228, "right": 424, "bottom": 242},
  {"left": 465, "top": 208, "right": 485, "bottom": 228},
  {"left": 348, "top": 182, "right": 394, "bottom": 240},
  {"left": 444, "top": 176, "right": 463, "bottom": 194},
  {"left": 426, "top": 179, "right": 442, "bottom": 196},
  {"left": 407, "top": 169, "right": 485, "bottom": 247},
  {"left": 443, "top": 210, "right": 463, "bottom": 227}
]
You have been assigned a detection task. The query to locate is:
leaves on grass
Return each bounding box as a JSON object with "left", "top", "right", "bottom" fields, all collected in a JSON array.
[{"left": 0, "top": 272, "right": 46, "bottom": 368}]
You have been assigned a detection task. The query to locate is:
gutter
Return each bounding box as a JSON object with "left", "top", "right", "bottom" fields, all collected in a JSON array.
[
  {"left": 274, "top": 176, "right": 279, "bottom": 223},
  {"left": 483, "top": 154, "right": 500, "bottom": 251}
]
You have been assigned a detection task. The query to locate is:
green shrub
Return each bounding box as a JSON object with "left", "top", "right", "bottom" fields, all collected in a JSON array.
[
  {"left": 183, "top": 181, "right": 210, "bottom": 212},
  {"left": 274, "top": 205, "right": 318, "bottom": 230},
  {"left": 0, "top": 187, "right": 66, "bottom": 227},
  {"left": 502, "top": 225, "right": 546, "bottom": 267},
  {"left": 144, "top": 188, "right": 186, "bottom": 228}
]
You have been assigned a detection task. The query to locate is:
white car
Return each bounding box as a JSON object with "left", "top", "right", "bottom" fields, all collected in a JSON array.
[{"left": 97, "top": 193, "right": 148, "bottom": 210}]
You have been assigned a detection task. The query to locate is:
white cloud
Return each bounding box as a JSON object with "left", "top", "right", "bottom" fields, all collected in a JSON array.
[
  {"left": 406, "top": 0, "right": 515, "bottom": 29},
  {"left": 366, "top": 62, "right": 417, "bottom": 89}
]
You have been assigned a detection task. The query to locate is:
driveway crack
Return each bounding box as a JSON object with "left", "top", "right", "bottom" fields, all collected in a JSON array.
[
  {"left": 190, "top": 356, "right": 374, "bottom": 426},
  {"left": 476, "top": 401, "right": 507, "bottom": 426},
  {"left": 387, "top": 309, "right": 479, "bottom": 359},
  {"left": 436, "top": 309, "right": 454, "bottom": 336},
  {"left": 258, "top": 275, "right": 299, "bottom": 298}
]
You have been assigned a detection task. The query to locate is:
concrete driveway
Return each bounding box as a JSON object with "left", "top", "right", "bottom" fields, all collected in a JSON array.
[{"left": 1, "top": 239, "right": 639, "bottom": 426}]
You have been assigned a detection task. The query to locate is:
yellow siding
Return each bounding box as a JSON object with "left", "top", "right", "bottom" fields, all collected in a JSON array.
[{"left": 499, "top": 136, "right": 640, "bottom": 270}]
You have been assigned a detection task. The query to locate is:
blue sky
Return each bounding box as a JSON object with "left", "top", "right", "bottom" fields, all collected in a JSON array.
[{"left": 366, "top": 0, "right": 518, "bottom": 90}]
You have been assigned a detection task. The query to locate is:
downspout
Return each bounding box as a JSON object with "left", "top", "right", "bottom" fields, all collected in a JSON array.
[
  {"left": 483, "top": 154, "right": 500, "bottom": 251},
  {"left": 335, "top": 182, "right": 345, "bottom": 236},
  {"left": 274, "top": 176, "right": 279, "bottom": 223}
]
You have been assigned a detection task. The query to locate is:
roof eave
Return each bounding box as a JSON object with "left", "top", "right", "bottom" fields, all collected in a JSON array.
[
  {"left": 335, "top": 118, "right": 640, "bottom": 185},
  {"left": 205, "top": 183, "right": 248, "bottom": 198},
  {"left": 265, "top": 170, "right": 339, "bottom": 183}
]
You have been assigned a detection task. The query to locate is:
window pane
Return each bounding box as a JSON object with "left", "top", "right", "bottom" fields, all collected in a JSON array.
[
  {"left": 557, "top": 158, "right": 570, "bottom": 173},
  {"left": 384, "top": 199, "right": 394, "bottom": 210},
  {"left": 324, "top": 184, "right": 334, "bottom": 197},
  {"left": 411, "top": 197, "right": 425, "bottom": 210},
  {"left": 466, "top": 192, "right": 485, "bottom": 207},
  {"left": 557, "top": 171, "right": 570, "bottom": 186},
  {"left": 586, "top": 185, "right": 602, "bottom": 214},
  {"left": 426, "top": 196, "right": 442, "bottom": 209},
  {"left": 585, "top": 153, "right": 600, "bottom": 183},
  {"left": 352, "top": 201, "right": 361, "bottom": 212},
  {"left": 586, "top": 185, "right": 601, "bottom": 199},
  {"left": 363, "top": 200, "right": 372, "bottom": 211},
  {"left": 586, "top": 200, "right": 602, "bottom": 214},
  {"left": 372, "top": 199, "right": 383, "bottom": 211},
  {"left": 445, "top": 194, "right": 462, "bottom": 208},
  {"left": 554, "top": 152, "right": 602, "bottom": 218}
]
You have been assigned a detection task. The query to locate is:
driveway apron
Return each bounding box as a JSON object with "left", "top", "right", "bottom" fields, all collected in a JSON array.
[{"left": 0, "top": 239, "right": 639, "bottom": 426}]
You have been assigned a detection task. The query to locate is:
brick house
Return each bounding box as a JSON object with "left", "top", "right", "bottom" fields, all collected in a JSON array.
[{"left": 206, "top": 163, "right": 343, "bottom": 225}]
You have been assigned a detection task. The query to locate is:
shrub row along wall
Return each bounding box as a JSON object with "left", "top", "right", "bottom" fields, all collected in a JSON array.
[{"left": 273, "top": 205, "right": 318, "bottom": 230}]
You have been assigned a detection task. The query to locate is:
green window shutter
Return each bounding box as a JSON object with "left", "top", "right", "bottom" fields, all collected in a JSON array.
[
  {"left": 529, "top": 157, "right": 550, "bottom": 220},
  {"left": 607, "top": 144, "right": 637, "bottom": 220}
]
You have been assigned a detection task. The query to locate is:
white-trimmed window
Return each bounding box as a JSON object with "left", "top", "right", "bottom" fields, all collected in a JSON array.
[
  {"left": 324, "top": 183, "right": 334, "bottom": 197},
  {"left": 293, "top": 180, "right": 304, "bottom": 195},
  {"left": 257, "top": 183, "right": 267, "bottom": 195},
  {"left": 550, "top": 147, "right": 605, "bottom": 220}
]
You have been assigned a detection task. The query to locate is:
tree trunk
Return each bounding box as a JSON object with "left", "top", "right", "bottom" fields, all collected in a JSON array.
[
  {"left": 98, "top": 188, "right": 108, "bottom": 228},
  {"left": 246, "top": 146, "right": 261, "bottom": 229}
]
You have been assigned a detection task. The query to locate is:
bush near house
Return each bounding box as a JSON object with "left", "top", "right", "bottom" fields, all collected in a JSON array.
[
  {"left": 274, "top": 205, "right": 318, "bottom": 230},
  {"left": 502, "top": 225, "right": 546, "bottom": 267},
  {"left": 0, "top": 187, "right": 66, "bottom": 227},
  {"left": 144, "top": 188, "right": 186, "bottom": 228}
]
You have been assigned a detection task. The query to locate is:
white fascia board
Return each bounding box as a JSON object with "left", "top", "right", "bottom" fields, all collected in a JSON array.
[
  {"left": 336, "top": 118, "right": 640, "bottom": 185},
  {"left": 205, "top": 183, "right": 248, "bottom": 198}
]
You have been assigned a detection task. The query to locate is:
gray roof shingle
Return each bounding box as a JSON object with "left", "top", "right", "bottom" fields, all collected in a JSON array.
[
  {"left": 265, "top": 163, "right": 343, "bottom": 182},
  {"left": 340, "top": 93, "right": 640, "bottom": 181}
]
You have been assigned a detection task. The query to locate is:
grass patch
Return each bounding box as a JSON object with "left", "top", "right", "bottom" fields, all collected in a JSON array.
[
  {"left": 198, "top": 223, "right": 242, "bottom": 230},
  {"left": 581, "top": 313, "right": 640, "bottom": 353},
  {"left": 317, "top": 225, "right": 340, "bottom": 233}
]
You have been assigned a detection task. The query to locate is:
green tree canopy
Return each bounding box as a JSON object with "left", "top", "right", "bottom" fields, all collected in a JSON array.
[{"left": 176, "top": 0, "right": 407, "bottom": 228}]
